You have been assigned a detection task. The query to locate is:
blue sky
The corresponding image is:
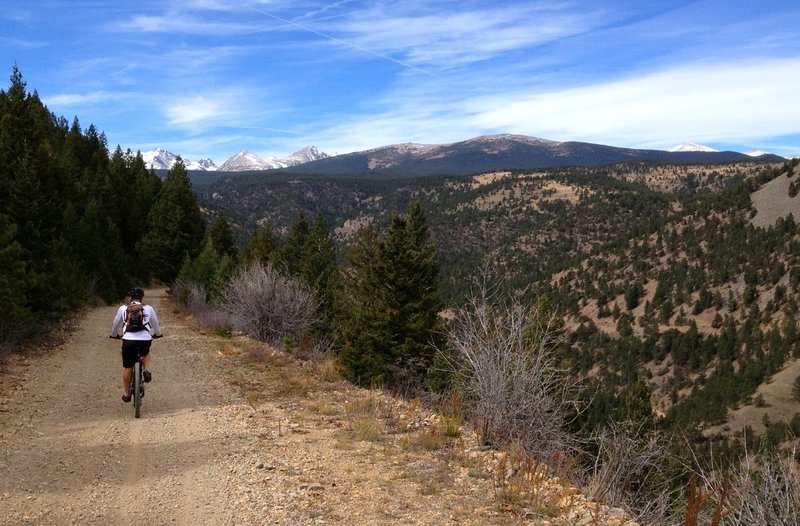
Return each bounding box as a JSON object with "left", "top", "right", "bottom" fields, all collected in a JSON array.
[{"left": 2, "top": 0, "right": 800, "bottom": 163}]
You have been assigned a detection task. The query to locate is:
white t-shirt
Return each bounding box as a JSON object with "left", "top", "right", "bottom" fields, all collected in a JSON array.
[{"left": 111, "top": 302, "right": 162, "bottom": 341}]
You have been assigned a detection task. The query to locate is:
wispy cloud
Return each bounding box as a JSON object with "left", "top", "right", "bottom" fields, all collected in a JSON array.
[
  {"left": 45, "top": 90, "right": 127, "bottom": 107},
  {"left": 300, "top": 56, "right": 800, "bottom": 155},
  {"left": 466, "top": 57, "right": 800, "bottom": 147},
  {"left": 318, "top": 3, "right": 604, "bottom": 69},
  {"left": 9, "top": 0, "right": 799, "bottom": 162},
  {"left": 162, "top": 86, "right": 284, "bottom": 134},
  {"left": 124, "top": 14, "right": 261, "bottom": 35}
]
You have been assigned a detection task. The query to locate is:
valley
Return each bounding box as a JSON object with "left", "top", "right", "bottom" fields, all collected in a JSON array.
[{"left": 196, "top": 157, "right": 800, "bottom": 447}]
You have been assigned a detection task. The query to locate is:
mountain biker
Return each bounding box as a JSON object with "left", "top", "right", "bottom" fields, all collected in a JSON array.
[{"left": 110, "top": 288, "right": 163, "bottom": 403}]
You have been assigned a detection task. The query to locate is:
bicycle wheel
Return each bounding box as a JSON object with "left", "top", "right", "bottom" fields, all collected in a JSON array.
[{"left": 133, "top": 360, "right": 142, "bottom": 418}]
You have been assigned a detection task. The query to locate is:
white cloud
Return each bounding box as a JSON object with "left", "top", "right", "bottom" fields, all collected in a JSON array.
[
  {"left": 465, "top": 57, "right": 800, "bottom": 148},
  {"left": 165, "top": 96, "right": 225, "bottom": 126},
  {"left": 45, "top": 91, "right": 122, "bottom": 107},
  {"left": 296, "top": 56, "right": 800, "bottom": 156},
  {"left": 161, "top": 86, "right": 285, "bottom": 135},
  {"left": 325, "top": 3, "right": 601, "bottom": 68}
]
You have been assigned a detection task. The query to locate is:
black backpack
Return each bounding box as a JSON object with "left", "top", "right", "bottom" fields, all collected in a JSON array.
[{"left": 125, "top": 301, "right": 148, "bottom": 333}]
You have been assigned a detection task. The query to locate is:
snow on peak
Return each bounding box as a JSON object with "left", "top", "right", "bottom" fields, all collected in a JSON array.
[
  {"left": 283, "top": 146, "right": 330, "bottom": 165},
  {"left": 668, "top": 143, "right": 718, "bottom": 153},
  {"left": 140, "top": 148, "right": 218, "bottom": 171},
  {"left": 218, "top": 146, "right": 330, "bottom": 172},
  {"left": 139, "top": 146, "right": 331, "bottom": 173},
  {"left": 745, "top": 150, "right": 771, "bottom": 157}
]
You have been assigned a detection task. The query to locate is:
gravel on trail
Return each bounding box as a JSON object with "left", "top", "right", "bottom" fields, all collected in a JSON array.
[{"left": 0, "top": 289, "right": 637, "bottom": 526}]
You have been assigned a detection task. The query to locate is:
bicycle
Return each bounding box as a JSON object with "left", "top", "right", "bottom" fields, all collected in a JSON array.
[
  {"left": 129, "top": 353, "right": 145, "bottom": 418},
  {"left": 111, "top": 335, "right": 161, "bottom": 418}
]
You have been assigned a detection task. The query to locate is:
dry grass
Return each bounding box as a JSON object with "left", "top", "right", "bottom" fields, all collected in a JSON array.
[
  {"left": 281, "top": 372, "right": 312, "bottom": 396},
  {"left": 343, "top": 392, "right": 388, "bottom": 443},
  {"left": 406, "top": 427, "right": 447, "bottom": 452},
  {"left": 351, "top": 414, "right": 384, "bottom": 442},
  {"left": 243, "top": 344, "right": 291, "bottom": 367},
  {"left": 495, "top": 448, "right": 562, "bottom": 517},
  {"left": 306, "top": 398, "right": 338, "bottom": 416},
  {"left": 316, "top": 354, "right": 341, "bottom": 382}
]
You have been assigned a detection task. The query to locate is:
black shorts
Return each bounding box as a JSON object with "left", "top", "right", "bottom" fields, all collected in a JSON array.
[{"left": 121, "top": 339, "right": 152, "bottom": 368}]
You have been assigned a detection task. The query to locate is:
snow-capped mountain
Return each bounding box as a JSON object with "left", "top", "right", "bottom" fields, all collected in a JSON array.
[
  {"left": 139, "top": 146, "right": 329, "bottom": 172},
  {"left": 218, "top": 147, "right": 329, "bottom": 172},
  {"left": 140, "top": 148, "right": 219, "bottom": 171},
  {"left": 668, "top": 143, "right": 718, "bottom": 153},
  {"left": 281, "top": 146, "right": 330, "bottom": 166},
  {"left": 189, "top": 158, "right": 218, "bottom": 171},
  {"left": 218, "top": 150, "right": 276, "bottom": 171},
  {"left": 745, "top": 150, "right": 772, "bottom": 157},
  {"left": 141, "top": 148, "right": 179, "bottom": 170}
]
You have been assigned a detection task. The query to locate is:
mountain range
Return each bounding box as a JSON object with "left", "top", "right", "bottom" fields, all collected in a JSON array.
[
  {"left": 141, "top": 135, "right": 782, "bottom": 174},
  {"left": 141, "top": 146, "right": 329, "bottom": 172},
  {"left": 279, "top": 134, "right": 784, "bottom": 176}
]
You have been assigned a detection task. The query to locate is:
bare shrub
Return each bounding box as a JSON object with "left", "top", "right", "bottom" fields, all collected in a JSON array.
[
  {"left": 172, "top": 279, "right": 231, "bottom": 334},
  {"left": 439, "top": 277, "right": 581, "bottom": 460},
  {"left": 222, "top": 262, "right": 317, "bottom": 345},
  {"left": 723, "top": 445, "right": 800, "bottom": 525},
  {"left": 586, "top": 422, "right": 681, "bottom": 526},
  {"left": 686, "top": 441, "right": 800, "bottom": 525}
]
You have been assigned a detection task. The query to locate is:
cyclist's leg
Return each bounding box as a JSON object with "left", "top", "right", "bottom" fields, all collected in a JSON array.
[
  {"left": 121, "top": 340, "right": 138, "bottom": 395},
  {"left": 139, "top": 340, "right": 153, "bottom": 379},
  {"left": 122, "top": 367, "right": 133, "bottom": 394}
]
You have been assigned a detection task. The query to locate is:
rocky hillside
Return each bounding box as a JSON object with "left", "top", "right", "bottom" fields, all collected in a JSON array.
[
  {"left": 198, "top": 160, "right": 777, "bottom": 303},
  {"left": 545, "top": 159, "right": 800, "bottom": 438},
  {"left": 281, "top": 134, "right": 783, "bottom": 176}
]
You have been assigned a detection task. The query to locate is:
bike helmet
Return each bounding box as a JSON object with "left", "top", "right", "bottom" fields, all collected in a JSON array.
[{"left": 129, "top": 287, "right": 145, "bottom": 300}]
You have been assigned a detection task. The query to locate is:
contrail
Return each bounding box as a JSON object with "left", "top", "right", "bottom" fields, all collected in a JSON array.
[{"left": 247, "top": 6, "right": 441, "bottom": 79}]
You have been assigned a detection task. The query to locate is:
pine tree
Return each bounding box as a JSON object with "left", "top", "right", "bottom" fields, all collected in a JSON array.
[
  {"left": 300, "top": 212, "right": 338, "bottom": 335},
  {"left": 338, "top": 225, "right": 391, "bottom": 385},
  {"left": 138, "top": 159, "right": 205, "bottom": 283},
  {"left": 276, "top": 212, "right": 309, "bottom": 276},
  {"left": 177, "top": 237, "right": 233, "bottom": 302},
  {"left": 382, "top": 202, "right": 444, "bottom": 388},
  {"left": 338, "top": 203, "right": 443, "bottom": 391},
  {"left": 240, "top": 222, "right": 276, "bottom": 268},
  {"left": 209, "top": 213, "right": 237, "bottom": 260},
  {"left": 0, "top": 214, "right": 35, "bottom": 338}
]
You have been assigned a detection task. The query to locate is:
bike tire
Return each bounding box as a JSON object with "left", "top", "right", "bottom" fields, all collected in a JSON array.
[{"left": 133, "top": 360, "right": 141, "bottom": 418}]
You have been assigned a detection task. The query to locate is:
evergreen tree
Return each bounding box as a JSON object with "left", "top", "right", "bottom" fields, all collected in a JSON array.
[
  {"left": 338, "top": 225, "right": 391, "bottom": 385},
  {"left": 209, "top": 213, "right": 237, "bottom": 260},
  {"left": 338, "top": 203, "right": 443, "bottom": 391},
  {"left": 300, "top": 212, "right": 338, "bottom": 335},
  {"left": 386, "top": 202, "right": 444, "bottom": 386},
  {"left": 240, "top": 222, "right": 276, "bottom": 268},
  {"left": 276, "top": 212, "right": 309, "bottom": 276},
  {"left": 0, "top": 215, "right": 35, "bottom": 338},
  {"left": 177, "top": 237, "right": 234, "bottom": 302},
  {"left": 138, "top": 159, "right": 205, "bottom": 283}
]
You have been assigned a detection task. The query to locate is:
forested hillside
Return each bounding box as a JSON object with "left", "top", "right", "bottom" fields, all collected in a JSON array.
[
  {"left": 198, "top": 161, "right": 774, "bottom": 303},
  {"left": 545, "top": 160, "right": 800, "bottom": 446},
  {"left": 0, "top": 67, "right": 203, "bottom": 349}
]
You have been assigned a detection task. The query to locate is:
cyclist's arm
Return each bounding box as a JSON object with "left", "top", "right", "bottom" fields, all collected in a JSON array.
[
  {"left": 147, "top": 306, "right": 163, "bottom": 337},
  {"left": 110, "top": 306, "right": 125, "bottom": 338}
]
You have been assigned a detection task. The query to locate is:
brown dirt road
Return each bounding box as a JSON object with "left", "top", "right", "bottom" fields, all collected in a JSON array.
[
  {"left": 0, "top": 289, "right": 636, "bottom": 526},
  {"left": 0, "top": 289, "right": 247, "bottom": 525}
]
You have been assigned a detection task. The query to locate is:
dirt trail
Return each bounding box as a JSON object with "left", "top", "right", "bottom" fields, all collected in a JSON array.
[
  {"left": 0, "top": 289, "right": 247, "bottom": 525},
  {"left": 1, "top": 290, "right": 636, "bottom": 526}
]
